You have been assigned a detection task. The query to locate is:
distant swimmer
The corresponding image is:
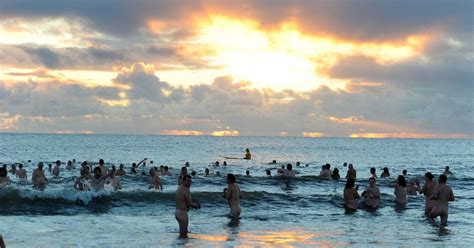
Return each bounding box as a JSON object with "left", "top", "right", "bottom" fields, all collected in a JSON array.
[
  {"left": 53, "top": 160, "right": 61, "bottom": 177},
  {"left": 130, "top": 163, "right": 138, "bottom": 174},
  {"left": 178, "top": 167, "right": 188, "bottom": 185},
  {"left": 8, "top": 164, "right": 17, "bottom": 175},
  {"left": 332, "top": 168, "right": 340, "bottom": 180},
  {"left": 32, "top": 162, "right": 48, "bottom": 190},
  {"left": 402, "top": 169, "right": 407, "bottom": 177},
  {"left": 344, "top": 178, "right": 359, "bottom": 211},
  {"left": 0, "top": 167, "right": 11, "bottom": 187},
  {"left": 370, "top": 167, "right": 377, "bottom": 178},
  {"left": 90, "top": 166, "right": 111, "bottom": 191},
  {"left": 278, "top": 164, "right": 296, "bottom": 178},
  {"left": 185, "top": 162, "right": 190, "bottom": 167},
  {"left": 98, "top": 159, "right": 107, "bottom": 176},
  {"left": 115, "top": 164, "right": 126, "bottom": 176},
  {"left": 345, "top": 164, "right": 357, "bottom": 179},
  {"left": 204, "top": 168, "right": 210, "bottom": 177},
  {"left": 419, "top": 172, "right": 437, "bottom": 214},
  {"left": 266, "top": 169, "right": 271, "bottom": 176},
  {"left": 175, "top": 175, "right": 201, "bottom": 238},
  {"left": 108, "top": 168, "right": 122, "bottom": 191},
  {"left": 296, "top": 161, "right": 301, "bottom": 167},
  {"left": 428, "top": 174, "right": 455, "bottom": 226},
  {"left": 269, "top": 160, "right": 277, "bottom": 164},
  {"left": 244, "top": 148, "right": 251, "bottom": 160},
  {"left": 394, "top": 175, "right": 407, "bottom": 204},
  {"left": 162, "top": 166, "right": 172, "bottom": 176},
  {"left": 442, "top": 166, "right": 452, "bottom": 176},
  {"left": 319, "top": 164, "right": 331, "bottom": 178},
  {"left": 245, "top": 170, "right": 250, "bottom": 177},
  {"left": 66, "top": 160, "right": 74, "bottom": 170},
  {"left": 16, "top": 164, "right": 27, "bottom": 180},
  {"left": 380, "top": 167, "right": 390, "bottom": 178},
  {"left": 223, "top": 161, "right": 227, "bottom": 166},
  {"left": 74, "top": 168, "right": 91, "bottom": 191},
  {"left": 48, "top": 163, "right": 53, "bottom": 173},
  {"left": 191, "top": 171, "right": 196, "bottom": 176},
  {"left": 362, "top": 177, "right": 380, "bottom": 209},
  {"left": 224, "top": 173, "right": 243, "bottom": 218},
  {"left": 80, "top": 162, "right": 91, "bottom": 178}
]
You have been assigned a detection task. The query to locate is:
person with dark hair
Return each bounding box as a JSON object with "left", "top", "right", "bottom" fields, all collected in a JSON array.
[
  {"left": 442, "top": 166, "right": 452, "bottom": 176},
  {"left": 370, "top": 167, "right": 377, "bottom": 178},
  {"left": 332, "top": 168, "right": 340, "bottom": 180},
  {"left": 16, "top": 164, "right": 27, "bottom": 180},
  {"left": 245, "top": 170, "right": 250, "bottom": 177},
  {"left": 162, "top": 166, "right": 172, "bottom": 176},
  {"left": 53, "top": 160, "right": 61, "bottom": 177},
  {"left": 74, "top": 168, "right": 91, "bottom": 191},
  {"left": 116, "top": 164, "right": 126, "bottom": 176},
  {"left": 345, "top": 164, "right": 357, "bottom": 179},
  {"left": 178, "top": 167, "right": 188, "bottom": 185},
  {"left": 175, "top": 175, "right": 200, "bottom": 238},
  {"left": 90, "top": 166, "right": 111, "bottom": 191},
  {"left": 32, "top": 162, "right": 48, "bottom": 190},
  {"left": 204, "top": 168, "right": 209, "bottom": 177},
  {"left": 278, "top": 164, "right": 295, "bottom": 178},
  {"left": 319, "top": 164, "right": 331, "bottom": 178},
  {"left": 362, "top": 177, "right": 380, "bottom": 208},
  {"left": 191, "top": 171, "right": 196, "bottom": 177},
  {"left": 394, "top": 175, "right": 407, "bottom": 204},
  {"left": 98, "top": 159, "right": 107, "bottom": 176},
  {"left": 0, "top": 167, "right": 11, "bottom": 187},
  {"left": 244, "top": 148, "right": 251, "bottom": 160},
  {"left": 381, "top": 167, "right": 390, "bottom": 178},
  {"left": 148, "top": 167, "right": 162, "bottom": 191},
  {"left": 402, "top": 169, "right": 407, "bottom": 176},
  {"left": 344, "top": 178, "right": 359, "bottom": 211},
  {"left": 266, "top": 169, "right": 272, "bottom": 176},
  {"left": 224, "top": 173, "right": 243, "bottom": 218},
  {"left": 428, "top": 174, "right": 454, "bottom": 225},
  {"left": 418, "top": 172, "right": 437, "bottom": 214},
  {"left": 66, "top": 160, "right": 74, "bottom": 170},
  {"left": 8, "top": 164, "right": 17, "bottom": 175}
]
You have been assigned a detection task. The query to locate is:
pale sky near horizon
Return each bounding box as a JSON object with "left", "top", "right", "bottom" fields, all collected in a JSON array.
[{"left": 0, "top": 0, "right": 473, "bottom": 138}]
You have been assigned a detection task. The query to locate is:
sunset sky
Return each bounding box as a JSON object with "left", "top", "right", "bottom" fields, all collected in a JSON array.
[{"left": 0, "top": 0, "right": 472, "bottom": 138}]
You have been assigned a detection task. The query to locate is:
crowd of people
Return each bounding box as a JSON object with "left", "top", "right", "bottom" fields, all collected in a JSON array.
[{"left": 0, "top": 148, "right": 456, "bottom": 238}]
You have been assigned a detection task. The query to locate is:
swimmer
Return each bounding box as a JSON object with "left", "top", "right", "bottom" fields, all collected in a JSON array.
[
  {"left": 74, "top": 169, "right": 91, "bottom": 191},
  {"left": 296, "top": 161, "right": 301, "bottom": 167},
  {"left": 278, "top": 164, "right": 296, "bottom": 178},
  {"left": 32, "top": 162, "right": 48, "bottom": 189},
  {"left": 175, "top": 175, "right": 201, "bottom": 238},
  {"left": 223, "top": 161, "right": 227, "bottom": 166},
  {"left": 319, "top": 164, "right": 331, "bottom": 178},
  {"left": 80, "top": 162, "right": 91, "bottom": 179},
  {"left": 394, "top": 175, "right": 407, "bottom": 204},
  {"left": 8, "top": 164, "right": 17, "bottom": 175},
  {"left": 178, "top": 167, "right": 188, "bottom": 185},
  {"left": 402, "top": 169, "right": 407, "bottom": 177},
  {"left": 66, "top": 160, "right": 74, "bottom": 170},
  {"left": 332, "top": 168, "right": 340, "bottom": 180},
  {"left": 428, "top": 174, "right": 454, "bottom": 226},
  {"left": 216, "top": 171, "right": 221, "bottom": 176},
  {"left": 244, "top": 148, "right": 251, "bottom": 160},
  {"left": 266, "top": 169, "right": 272, "bottom": 176},
  {"left": 162, "top": 166, "right": 172, "bottom": 176},
  {"left": 245, "top": 170, "right": 250, "bottom": 177},
  {"left": 224, "top": 173, "right": 243, "bottom": 218},
  {"left": 204, "top": 168, "right": 209, "bottom": 177},
  {"left": 130, "top": 163, "right": 138, "bottom": 174},
  {"left": 370, "top": 167, "right": 377, "bottom": 178},
  {"left": 407, "top": 179, "right": 419, "bottom": 195},
  {"left": 0, "top": 167, "right": 11, "bottom": 187},
  {"left": 48, "top": 163, "right": 52, "bottom": 172},
  {"left": 98, "top": 159, "right": 107, "bottom": 176},
  {"left": 344, "top": 178, "right": 359, "bottom": 211},
  {"left": 380, "top": 167, "right": 390, "bottom": 178},
  {"left": 442, "top": 166, "right": 452, "bottom": 176},
  {"left": 418, "top": 172, "right": 437, "bottom": 214},
  {"left": 215, "top": 161, "right": 220, "bottom": 167},
  {"left": 115, "top": 164, "right": 126, "bottom": 176},
  {"left": 108, "top": 168, "right": 122, "bottom": 191},
  {"left": 362, "top": 177, "right": 381, "bottom": 209},
  {"left": 185, "top": 162, "right": 190, "bottom": 167},
  {"left": 191, "top": 171, "right": 196, "bottom": 176},
  {"left": 16, "top": 164, "right": 27, "bottom": 180},
  {"left": 53, "top": 160, "right": 61, "bottom": 177},
  {"left": 269, "top": 160, "right": 277, "bottom": 164},
  {"left": 90, "top": 166, "right": 111, "bottom": 191},
  {"left": 345, "top": 164, "right": 357, "bottom": 179}
]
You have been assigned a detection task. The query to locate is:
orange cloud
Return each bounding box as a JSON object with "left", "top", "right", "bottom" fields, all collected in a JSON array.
[
  {"left": 303, "top": 132, "right": 324, "bottom": 138},
  {"left": 211, "top": 130, "right": 240, "bottom": 136},
  {"left": 349, "top": 133, "right": 470, "bottom": 139},
  {"left": 160, "top": 130, "right": 204, "bottom": 136}
]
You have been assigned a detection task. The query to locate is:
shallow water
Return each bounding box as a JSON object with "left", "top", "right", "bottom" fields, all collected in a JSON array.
[{"left": 0, "top": 134, "right": 473, "bottom": 247}]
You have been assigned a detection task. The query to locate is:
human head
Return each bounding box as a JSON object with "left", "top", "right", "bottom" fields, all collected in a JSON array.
[
  {"left": 149, "top": 168, "right": 156, "bottom": 176},
  {"left": 333, "top": 168, "right": 339, "bottom": 175},
  {"left": 402, "top": 169, "right": 407, "bottom": 176},
  {"left": 223, "top": 161, "right": 227, "bottom": 166},
  {"left": 38, "top": 162, "right": 44, "bottom": 169},
  {"left": 0, "top": 167, "right": 7, "bottom": 177},
  {"left": 272, "top": 160, "right": 277, "bottom": 164},
  {"left": 266, "top": 169, "right": 271, "bottom": 176},
  {"left": 287, "top": 164, "right": 293, "bottom": 171},
  {"left": 383, "top": 167, "right": 389, "bottom": 173},
  {"left": 93, "top": 167, "right": 101, "bottom": 178},
  {"left": 191, "top": 171, "right": 196, "bottom": 176},
  {"left": 185, "top": 162, "right": 190, "bottom": 167},
  {"left": 183, "top": 175, "right": 192, "bottom": 187},
  {"left": 19, "top": 164, "right": 23, "bottom": 169},
  {"left": 164, "top": 166, "right": 169, "bottom": 171},
  {"left": 343, "top": 162, "right": 347, "bottom": 167},
  {"left": 370, "top": 167, "right": 376, "bottom": 174},
  {"left": 215, "top": 161, "right": 219, "bottom": 166},
  {"left": 227, "top": 173, "right": 236, "bottom": 183},
  {"left": 439, "top": 174, "right": 447, "bottom": 184},
  {"left": 56, "top": 160, "right": 61, "bottom": 166},
  {"left": 181, "top": 167, "right": 187, "bottom": 175},
  {"left": 425, "top": 172, "right": 434, "bottom": 181},
  {"left": 398, "top": 175, "right": 406, "bottom": 187},
  {"left": 11, "top": 164, "right": 16, "bottom": 169},
  {"left": 369, "top": 177, "right": 376, "bottom": 187},
  {"left": 245, "top": 170, "right": 250, "bottom": 176},
  {"left": 246, "top": 148, "right": 249, "bottom": 152},
  {"left": 349, "top": 164, "right": 353, "bottom": 169},
  {"left": 326, "top": 163, "right": 331, "bottom": 170},
  {"left": 296, "top": 161, "right": 300, "bottom": 166},
  {"left": 205, "top": 168, "right": 209, "bottom": 175},
  {"left": 445, "top": 166, "right": 450, "bottom": 171},
  {"left": 345, "top": 178, "right": 355, "bottom": 189},
  {"left": 99, "top": 159, "right": 104, "bottom": 166},
  {"left": 67, "top": 160, "right": 72, "bottom": 166},
  {"left": 132, "top": 163, "right": 137, "bottom": 168},
  {"left": 48, "top": 163, "right": 52, "bottom": 169},
  {"left": 119, "top": 164, "right": 124, "bottom": 169}
]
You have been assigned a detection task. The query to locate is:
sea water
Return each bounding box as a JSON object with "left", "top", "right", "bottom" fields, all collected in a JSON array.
[{"left": 0, "top": 133, "right": 473, "bottom": 247}]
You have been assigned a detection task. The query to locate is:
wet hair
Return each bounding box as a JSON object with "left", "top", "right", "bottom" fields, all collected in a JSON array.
[
  {"left": 181, "top": 167, "right": 187, "bottom": 173},
  {"left": 439, "top": 174, "right": 447, "bottom": 183},
  {"left": 0, "top": 167, "right": 7, "bottom": 177},
  {"left": 287, "top": 164, "right": 293, "bottom": 171},
  {"left": 164, "top": 166, "right": 169, "bottom": 171},
  {"left": 119, "top": 164, "right": 124, "bottom": 168},
  {"left": 326, "top": 163, "right": 331, "bottom": 170},
  {"left": 227, "top": 173, "right": 236, "bottom": 183},
  {"left": 370, "top": 167, "right": 376, "bottom": 174},
  {"left": 272, "top": 160, "right": 277, "bottom": 164},
  {"left": 93, "top": 167, "right": 101, "bottom": 174},
  {"left": 369, "top": 177, "right": 376, "bottom": 182},
  {"left": 223, "top": 161, "right": 227, "bottom": 166},
  {"left": 425, "top": 172, "right": 434, "bottom": 180},
  {"left": 19, "top": 164, "right": 23, "bottom": 169},
  {"left": 445, "top": 166, "right": 449, "bottom": 170},
  {"left": 205, "top": 168, "right": 209, "bottom": 174},
  {"left": 402, "top": 169, "right": 407, "bottom": 175},
  {"left": 333, "top": 168, "right": 339, "bottom": 175},
  {"left": 345, "top": 178, "right": 355, "bottom": 189},
  {"left": 191, "top": 171, "right": 196, "bottom": 176},
  {"left": 397, "top": 175, "right": 407, "bottom": 187},
  {"left": 185, "top": 162, "right": 190, "bottom": 166},
  {"left": 266, "top": 169, "right": 271, "bottom": 176},
  {"left": 99, "top": 159, "right": 104, "bottom": 165},
  {"left": 56, "top": 160, "right": 61, "bottom": 166},
  {"left": 383, "top": 167, "right": 389, "bottom": 174},
  {"left": 245, "top": 170, "right": 250, "bottom": 175}
]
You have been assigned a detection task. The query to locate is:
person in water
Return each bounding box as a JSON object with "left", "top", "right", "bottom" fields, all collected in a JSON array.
[
  {"left": 418, "top": 172, "right": 437, "bottom": 215},
  {"left": 244, "top": 148, "right": 251, "bottom": 160},
  {"left": 108, "top": 168, "right": 122, "bottom": 191},
  {"left": 90, "top": 166, "right": 111, "bottom": 191},
  {"left": 394, "top": 175, "right": 407, "bottom": 204},
  {"left": 345, "top": 164, "right": 357, "bottom": 179},
  {"left": 266, "top": 169, "right": 272, "bottom": 176},
  {"left": 224, "top": 173, "right": 243, "bottom": 218},
  {"left": 148, "top": 167, "right": 163, "bottom": 191},
  {"left": 162, "top": 166, "right": 172, "bottom": 176},
  {"left": 245, "top": 170, "right": 250, "bottom": 177},
  {"left": 8, "top": 164, "right": 17, "bottom": 175},
  {"left": 332, "top": 168, "right": 340, "bottom": 180},
  {"left": 74, "top": 168, "right": 91, "bottom": 191},
  {"left": 442, "top": 166, "right": 452, "bottom": 176},
  {"left": 52, "top": 160, "right": 61, "bottom": 177},
  {"left": 32, "top": 162, "right": 48, "bottom": 190},
  {"left": 98, "top": 159, "right": 107, "bottom": 176},
  {"left": 115, "top": 164, "right": 126, "bottom": 176},
  {"left": 16, "top": 164, "right": 27, "bottom": 180},
  {"left": 66, "top": 160, "right": 74, "bottom": 170},
  {"left": 319, "top": 164, "right": 331, "bottom": 178},
  {"left": 278, "top": 164, "right": 296, "bottom": 178},
  {"left": 428, "top": 174, "right": 454, "bottom": 226},
  {"left": 344, "top": 178, "right": 359, "bottom": 211},
  {"left": 407, "top": 179, "right": 419, "bottom": 195},
  {"left": 175, "top": 175, "right": 200, "bottom": 238},
  {"left": 178, "top": 167, "right": 188, "bottom": 185},
  {"left": 370, "top": 167, "right": 377, "bottom": 178},
  {"left": 204, "top": 168, "right": 210, "bottom": 177},
  {"left": 0, "top": 167, "right": 11, "bottom": 187},
  {"left": 380, "top": 167, "right": 390, "bottom": 178},
  {"left": 362, "top": 177, "right": 381, "bottom": 208}
]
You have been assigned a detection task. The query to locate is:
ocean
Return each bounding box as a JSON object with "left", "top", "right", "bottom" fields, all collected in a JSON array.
[{"left": 0, "top": 133, "right": 473, "bottom": 247}]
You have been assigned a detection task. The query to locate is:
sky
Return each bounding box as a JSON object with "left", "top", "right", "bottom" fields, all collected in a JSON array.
[{"left": 0, "top": 0, "right": 472, "bottom": 138}]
